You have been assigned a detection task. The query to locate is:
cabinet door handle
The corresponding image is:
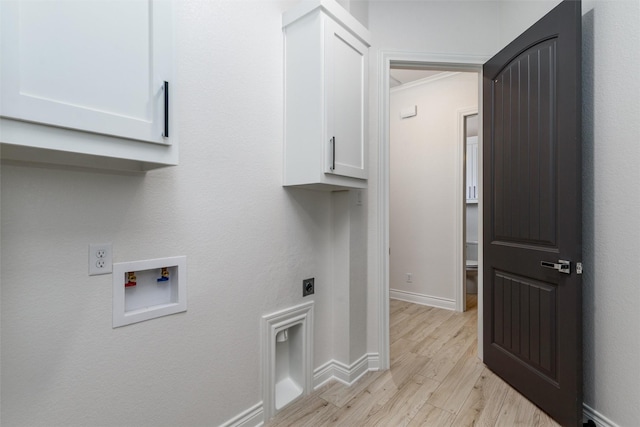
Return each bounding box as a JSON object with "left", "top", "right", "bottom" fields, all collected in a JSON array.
[
  {"left": 331, "top": 136, "right": 335, "bottom": 171},
  {"left": 163, "top": 81, "right": 169, "bottom": 138}
]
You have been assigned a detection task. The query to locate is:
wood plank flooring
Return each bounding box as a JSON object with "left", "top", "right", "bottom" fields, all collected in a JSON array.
[{"left": 267, "top": 295, "right": 560, "bottom": 426}]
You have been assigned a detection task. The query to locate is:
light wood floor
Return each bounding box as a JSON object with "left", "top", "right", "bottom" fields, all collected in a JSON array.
[{"left": 267, "top": 295, "right": 560, "bottom": 426}]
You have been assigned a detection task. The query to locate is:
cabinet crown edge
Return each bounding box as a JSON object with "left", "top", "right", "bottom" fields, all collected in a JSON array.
[{"left": 282, "top": 0, "right": 371, "bottom": 46}]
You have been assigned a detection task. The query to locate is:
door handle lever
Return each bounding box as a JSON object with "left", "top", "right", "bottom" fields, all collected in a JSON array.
[{"left": 540, "top": 260, "right": 571, "bottom": 274}]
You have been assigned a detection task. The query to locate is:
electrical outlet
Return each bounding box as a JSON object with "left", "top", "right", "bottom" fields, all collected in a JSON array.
[
  {"left": 303, "top": 278, "right": 315, "bottom": 297},
  {"left": 406, "top": 273, "right": 413, "bottom": 283},
  {"left": 89, "top": 243, "right": 113, "bottom": 276}
]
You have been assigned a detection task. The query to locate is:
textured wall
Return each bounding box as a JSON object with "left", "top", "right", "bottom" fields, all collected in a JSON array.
[
  {"left": 389, "top": 72, "right": 478, "bottom": 302},
  {"left": 497, "top": 1, "right": 640, "bottom": 425},
  {"left": 331, "top": 190, "right": 367, "bottom": 366},
  {"left": 0, "top": 1, "right": 364, "bottom": 425},
  {"left": 580, "top": 1, "right": 640, "bottom": 425}
]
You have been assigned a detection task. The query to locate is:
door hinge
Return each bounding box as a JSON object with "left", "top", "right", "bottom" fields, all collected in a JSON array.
[{"left": 576, "top": 262, "right": 583, "bottom": 274}]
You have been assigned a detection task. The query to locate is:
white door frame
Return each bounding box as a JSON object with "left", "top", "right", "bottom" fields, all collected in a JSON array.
[{"left": 377, "top": 51, "right": 488, "bottom": 370}]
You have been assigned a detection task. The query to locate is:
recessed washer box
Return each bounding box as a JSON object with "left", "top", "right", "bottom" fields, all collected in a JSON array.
[{"left": 112, "top": 256, "right": 187, "bottom": 328}]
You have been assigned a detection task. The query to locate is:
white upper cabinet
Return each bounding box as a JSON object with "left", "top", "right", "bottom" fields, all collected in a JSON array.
[
  {"left": 283, "top": 0, "right": 369, "bottom": 190},
  {"left": 466, "top": 136, "right": 479, "bottom": 203},
  {"left": 0, "top": 0, "right": 176, "bottom": 171}
]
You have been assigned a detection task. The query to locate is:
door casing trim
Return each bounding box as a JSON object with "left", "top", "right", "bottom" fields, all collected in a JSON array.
[{"left": 377, "top": 51, "right": 489, "bottom": 370}]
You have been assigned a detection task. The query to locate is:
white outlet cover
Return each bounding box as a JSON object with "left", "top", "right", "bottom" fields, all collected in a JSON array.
[{"left": 89, "top": 243, "right": 113, "bottom": 276}]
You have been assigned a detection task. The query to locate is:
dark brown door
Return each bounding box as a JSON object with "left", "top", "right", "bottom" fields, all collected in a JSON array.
[{"left": 482, "top": 1, "right": 582, "bottom": 426}]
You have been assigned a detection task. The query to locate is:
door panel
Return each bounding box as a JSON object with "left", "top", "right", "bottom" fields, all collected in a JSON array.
[
  {"left": 483, "top": 1, "right": 582, "bottom": 425},
  {"left": 492, "top": 271, "right": 557, "bottom": 380},
  {"left": 493, "top": 39, "right": 557, "bottom": 246}
]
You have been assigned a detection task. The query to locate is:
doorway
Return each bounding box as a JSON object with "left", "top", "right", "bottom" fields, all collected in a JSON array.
[
  {"left": 388, "top": 69, "right": 477, "bottom": 311},
  {"left": 377, "top": 52, "right": 488, "bottom": 370}
]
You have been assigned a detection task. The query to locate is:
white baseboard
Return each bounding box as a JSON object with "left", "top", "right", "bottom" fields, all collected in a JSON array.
[
  {"left": 366, "top": 353, "right": 380, "bottom": 371},
  {"left": 219, "top": 401, "right": 264, "bottom": 427},
  {"left": 313, "top": 360, "right": 338, "bottom": 389},
  {"left": 313, "top": 353, "right": 378, "bottom": 389},
  {"left": 583, "top": 404, "right": 620, "bottom": 427},
  {"left": 390, "top": 289, "right": 456, "bottom": 310}
]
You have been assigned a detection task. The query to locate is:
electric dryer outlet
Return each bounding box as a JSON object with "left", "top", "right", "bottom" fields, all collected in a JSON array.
[{"left": 303, "top": 278, "right": 315, "bottom": 296}]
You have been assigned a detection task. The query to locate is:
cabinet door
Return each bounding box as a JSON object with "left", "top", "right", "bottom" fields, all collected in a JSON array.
[
  {"left": 466, "top": 137, "right": 478, "bottom": 202},
  {"left": 324, "top": 18, "right": 368, "bottom": 180},
  {"left": 466, "top": 143, "right": 473, "bottom": 200},
  {"left": 471, "top": 143, "right": 478, "bottom": 200},
  {"left": 0, "top": 0, "right": 172, "bottom": 145}
]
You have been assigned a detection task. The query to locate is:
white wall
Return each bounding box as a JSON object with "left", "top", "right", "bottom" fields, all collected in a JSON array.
[
  {"left": 332, "top": 190, "right": 367, "bottom": 366},
  {"left": 0, "top": 1, "right": 368, "bottom": 425},
  {"left": 338, "top": 0, "right": 368, "bottom": 27},
  {"left": 497, "top": 1, "right": 640, "bottom": 425},
  {"left": 389, "top": 73, "right": 478, "bottom": 304}
]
